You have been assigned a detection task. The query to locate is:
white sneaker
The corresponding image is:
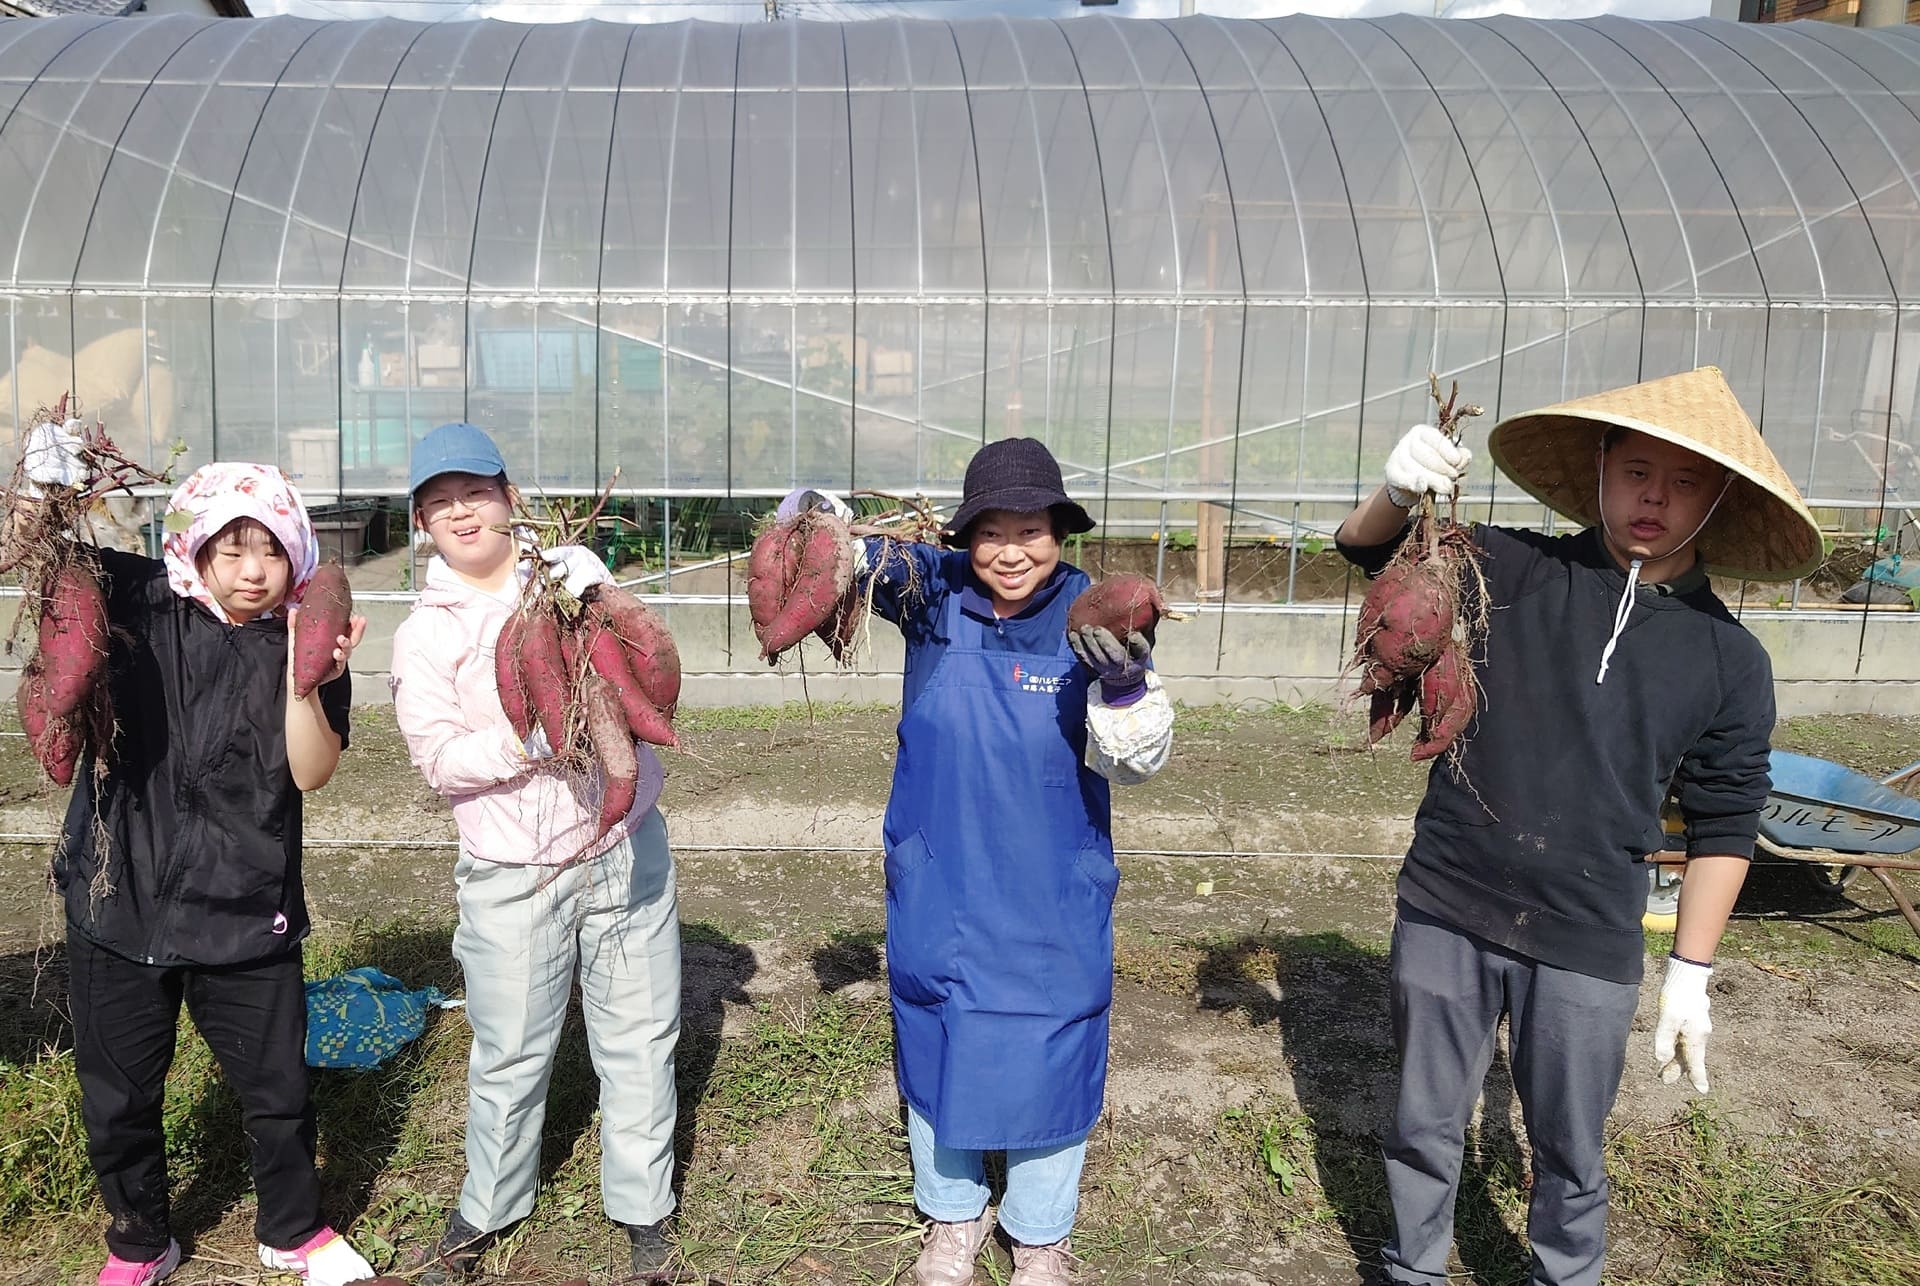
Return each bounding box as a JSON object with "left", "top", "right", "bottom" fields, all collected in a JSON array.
[{"left": 257, "top": 1226, "right": 376, "bottom": 1285}]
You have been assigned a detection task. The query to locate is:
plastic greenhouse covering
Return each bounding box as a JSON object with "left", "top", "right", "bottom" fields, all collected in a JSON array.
[{"left": 0, "top": 12, "right": 1916, "bottom": 536}]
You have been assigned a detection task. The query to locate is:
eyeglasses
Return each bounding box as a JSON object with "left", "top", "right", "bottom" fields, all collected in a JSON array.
[{"left": 418, "top": 483, "right": 507, "bottom": 525}]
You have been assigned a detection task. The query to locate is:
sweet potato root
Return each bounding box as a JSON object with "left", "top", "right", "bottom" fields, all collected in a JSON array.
[
  {"left": 493, "top": 614, "right": 533, "bottom": 741},
  {"left": 583, "top": 614, "right": 676, "bottom": 748},
  {"left": 37, "top": 564, "right": 108, "bottom": 721},
  {"left": 515, "top": 611, "right": 571, "bottom": 752},
  {"left": 1412, "top": 644, "right": 1476, "bottom": 763},
  {"left": 19, "top": 672, "right": 81, "bottom": 786},
  {"left": 292, "top": 561, "right": 352, "bottom": 699},
  {"left": 582, "top": 675, "right": 639, "bottom": 839},
  {"left": 814, "top": 588, "right": 863, "bottom": 663},
  {"left": 1067, "top": 572, "right": 1168, "bottom": 645},
  {"left": 1355, "top": 560, "right": 1453, "bottom": 681},
  {"left": 586, "top": 584, "right": 681, "bottom": 720}
]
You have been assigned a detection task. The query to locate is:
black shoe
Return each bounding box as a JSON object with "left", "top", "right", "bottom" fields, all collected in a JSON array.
[
  {"left": 413, "top": 1211, "right": 497, "bottom": 1285},
  {"left": 624, "top": 1218, "right": 683, "bottom": 1282}
]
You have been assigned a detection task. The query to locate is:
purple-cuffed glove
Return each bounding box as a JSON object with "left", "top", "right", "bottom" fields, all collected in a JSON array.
[
  {"left": 776, "top": 487, "right": 854, "bottom": 524},
  {"left": 1068, "top": 624, "right": 1152, "bottom": 707}
]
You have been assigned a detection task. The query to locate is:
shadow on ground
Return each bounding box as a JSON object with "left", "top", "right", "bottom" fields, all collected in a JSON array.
[{"left": 1197, "top": 930, "right": 1535, "bottom": 1286}]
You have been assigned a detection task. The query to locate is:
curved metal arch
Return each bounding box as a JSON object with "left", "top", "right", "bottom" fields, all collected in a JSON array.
[
  {"left": 6, "top": 17, "right": 197, "bottom": 289},
  {"left": 1605, "top": 18, "right": 1828, "bottom": 302},
  {"left": 126, "top": 20, "right": 324, "bottom": 292}
]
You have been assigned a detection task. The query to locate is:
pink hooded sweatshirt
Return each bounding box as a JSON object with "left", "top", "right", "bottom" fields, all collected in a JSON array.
[{"left": 390, "top": 555, "right": 665, "bottom": 867}]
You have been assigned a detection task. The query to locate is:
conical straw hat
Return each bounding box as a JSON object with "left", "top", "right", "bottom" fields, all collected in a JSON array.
[{"left": 1487, "top": 366, "right": 1821, "bottom": 582}]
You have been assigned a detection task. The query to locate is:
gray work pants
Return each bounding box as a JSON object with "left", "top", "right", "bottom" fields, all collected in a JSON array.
[{"left": 1381, "top": 905, "right": 1640, "bottom": 1286}]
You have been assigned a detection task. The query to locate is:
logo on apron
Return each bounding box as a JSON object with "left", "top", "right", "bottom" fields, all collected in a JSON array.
[{"left": 1010, "top": 661, "right": 1066, "bottom": 695}]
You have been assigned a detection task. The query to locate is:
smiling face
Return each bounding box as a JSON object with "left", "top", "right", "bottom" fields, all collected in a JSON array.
[
  {"left": 195, "top": 518, "right": 291, "bottom": 624},
  {"left": 414, "top": 471, "right": 517, "bottom": 586},
  {"left": 1596, "top": 429, "right": 1729, "bottom": 579},
  {"left": 967, "top": 508, "right": 1062, "bottom": 617}
]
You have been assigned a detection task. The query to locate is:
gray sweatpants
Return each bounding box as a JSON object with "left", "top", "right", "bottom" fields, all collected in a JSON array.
[
  {"left": 1382, "top": 906, "right": 1640, "bottom": 1286},
  {"left": 452, "top": 808, "right": 681, "bottom": 1233}
]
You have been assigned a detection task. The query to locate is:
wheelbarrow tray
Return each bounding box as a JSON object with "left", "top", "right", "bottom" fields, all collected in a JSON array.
[{"left": 1760, "top": 751, "right": 1920, "bottom": 858}]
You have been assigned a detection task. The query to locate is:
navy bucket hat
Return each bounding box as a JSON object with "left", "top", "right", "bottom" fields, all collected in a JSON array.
[
  {"left": 944, "top": 438, "right": 1095, "bottom": 547},
  {"left": 409, "top": 421, "right": 508, "bottom": 497}
]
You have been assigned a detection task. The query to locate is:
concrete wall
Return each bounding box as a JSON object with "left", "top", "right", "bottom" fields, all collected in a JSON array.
[{"left": 4, "top": 593, "right": 1912, "bottom": 716}]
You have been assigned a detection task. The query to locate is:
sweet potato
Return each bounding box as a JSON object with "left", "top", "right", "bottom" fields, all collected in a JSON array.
[
  {"left": 583, "top": 614, "right": 676, "bottom": 748},
  {"left": 1067, "top": 572, "right": 1168, "bottom": 645},
  {"left": 37, "top": 564, "right": 107, "bottom": 721},
  {"left": 1411, "top": 644, "right": 1476, "bottom": 763},
  {"left": 751, "top": 512, "right": 855, "bottom": 660},
  {"left": 515, "top": 611, "right": 571, "bottom": 752},
  {"left": 1358, "top": 560, "right": 1453, "bottom": 680},
  {"left": 745, "top": 521, "right": 795, "bottom": 644},
  {"left": 292, "top": 561, "right": 352, "bottom": 699},
  {"left": 586, "top": 584, "right": 682, "bottom": 719},
  {"left": 582, "top": 674, "right": 639, "bottom": 839},
  {"left": 20, "top": 674, "right": 80, "bottom": 785},
  {"left": 493, "top": 614, "right": 533, "bottom": 741},
  {"left": 1368, "top": 682, "right": 1417, "bottom": 745}
]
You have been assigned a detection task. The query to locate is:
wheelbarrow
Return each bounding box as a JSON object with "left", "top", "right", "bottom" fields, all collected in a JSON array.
[
  {"left": 1753, "top": 752, "right": 1920, "bottom": 938},
  {"left": 1654, "top": 752, "right": 1920, "bottom": 939}
]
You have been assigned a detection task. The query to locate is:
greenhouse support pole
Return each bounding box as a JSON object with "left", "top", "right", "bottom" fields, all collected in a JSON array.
[{"left": 1197, "top": 214, "right": 1225, "bottom": 600}]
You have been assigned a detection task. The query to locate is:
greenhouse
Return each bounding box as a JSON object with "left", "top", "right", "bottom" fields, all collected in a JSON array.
[{"left": 0, "top": 11, "right": 1917, "bottom": 622}]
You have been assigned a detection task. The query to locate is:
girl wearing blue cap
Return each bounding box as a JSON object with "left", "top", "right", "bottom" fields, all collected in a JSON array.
[
  {"left": 388, "top": 423, "right": 682, "bottom": 1284},
  {"left": 783, "top": 436, "right": 1174, "bottom": 1286}
]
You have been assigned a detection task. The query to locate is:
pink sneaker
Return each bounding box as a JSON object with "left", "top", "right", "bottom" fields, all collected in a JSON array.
[
  {"left": 914, "top": 1209, "right": 996, "bottom": 1285},
  {"left": 97, "top": 1240, "right": 181, "bottom": 1286},
  {"left": 257, "top": 1225, "right": 375, "bottom": 1285},
  {"left": 1010, "top": 1237, "right": 1077, "bottom": 1284}
]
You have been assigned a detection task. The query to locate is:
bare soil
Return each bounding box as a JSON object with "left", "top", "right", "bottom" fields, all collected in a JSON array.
[{"left": 2, "top": 707, "right": 1918, "bottom": 1284}]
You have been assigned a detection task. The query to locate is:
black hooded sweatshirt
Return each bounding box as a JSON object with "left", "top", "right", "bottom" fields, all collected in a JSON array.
[
  {"left": 1338, "top": 523, "right": 1773, "bottom": 984},
  {"left": 54, "top": 549, "right": 350, "bottom": 967}
]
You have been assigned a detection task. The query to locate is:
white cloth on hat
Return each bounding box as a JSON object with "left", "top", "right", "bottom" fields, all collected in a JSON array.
[{"left": 162, "top": 462, "right": 320, "bottom": 623}]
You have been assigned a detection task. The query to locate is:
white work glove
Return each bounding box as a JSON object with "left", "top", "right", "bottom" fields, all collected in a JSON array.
[
  {"left": 1652, "top": 955, "right": 1713, "bottom": 1093},
  {"left": 519, "top": 726, "right": 555, "bottom": 762},
  {"left": 1384, "top": 423, "right": 1472, "bottom": 509},
  {"left": 21, "top": 417, "right": 88, "bottom": 495},
  {"left": 540, "top": 544, "right": 614, "bottom": 599},
  {"left": 776, "top": 487, "right": 855, "bottom": 524}
]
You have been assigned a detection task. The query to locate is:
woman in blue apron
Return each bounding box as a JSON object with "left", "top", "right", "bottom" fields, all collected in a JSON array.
[{"left": 782, "top": 438, "right": 1174, "bottom": 1285}]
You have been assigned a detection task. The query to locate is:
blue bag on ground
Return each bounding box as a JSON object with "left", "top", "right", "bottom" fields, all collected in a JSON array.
[{"left": 304, "top": 966, "right": 455, "bottom": 1069}]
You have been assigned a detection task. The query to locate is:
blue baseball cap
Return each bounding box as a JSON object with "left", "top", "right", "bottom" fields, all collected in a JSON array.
[{"left": 409, "top": 422, "right": 508, "bottom": 496}]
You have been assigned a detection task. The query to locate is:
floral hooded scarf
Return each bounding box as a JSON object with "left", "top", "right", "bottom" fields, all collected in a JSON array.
[{"left": 161, "top": 463, "right": 320, "bottom": 623}]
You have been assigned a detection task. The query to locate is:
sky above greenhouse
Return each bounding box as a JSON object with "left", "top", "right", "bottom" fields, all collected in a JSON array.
[{"left": 247, "top": 0, "right": 1716, "bottom": 27}]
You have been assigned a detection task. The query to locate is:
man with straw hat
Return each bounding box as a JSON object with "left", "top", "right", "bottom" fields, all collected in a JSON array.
[{"left": 1336, "top": 366, "right": 1820, "bottom": 1286}]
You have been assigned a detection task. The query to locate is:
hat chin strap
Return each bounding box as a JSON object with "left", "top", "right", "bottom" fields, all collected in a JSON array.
[{"left": 1593, "top": 471, "right": 1733, "bottom": 685}]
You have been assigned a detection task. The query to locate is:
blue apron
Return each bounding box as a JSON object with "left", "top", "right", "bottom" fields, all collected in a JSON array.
[{"left": 883, "top": 583, "right": 1119, "bottom": 1151}]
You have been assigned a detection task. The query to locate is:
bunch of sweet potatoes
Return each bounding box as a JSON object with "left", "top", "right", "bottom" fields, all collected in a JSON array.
[
  {"left": 747, "top": 509, "right": 858, "bottom": 663},
  {"left": 495, "top": 581, "right": 681, "bottom": 840}
]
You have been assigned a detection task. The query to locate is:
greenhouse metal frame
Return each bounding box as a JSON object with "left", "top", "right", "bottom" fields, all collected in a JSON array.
[{"left": 0, "top": 11, "right": 1916, "bottom": 595}]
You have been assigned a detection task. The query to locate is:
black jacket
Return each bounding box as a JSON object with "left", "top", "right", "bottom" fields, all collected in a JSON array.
[
  {"left": 54, "top": 549, "right": 350, "bottom": 967},
  {"left": 1339, "top": 524, "right": 1773, "bottom": 984}
]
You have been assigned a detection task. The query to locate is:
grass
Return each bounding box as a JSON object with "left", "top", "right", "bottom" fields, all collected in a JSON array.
[
  {"left": 1611, "top": 1104, "right": 1920, "bottom": 1286},
  {"left": 4, "top": 907, "right": 1919, "bottom": 1282}
]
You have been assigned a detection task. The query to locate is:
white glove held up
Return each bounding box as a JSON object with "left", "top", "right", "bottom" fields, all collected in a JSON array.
[
  {"left": 1653, "top": 955, "right": 1713, "bottom": 1093},
  {"left": 21, "top": 418, "right": 88, "bottom": 495},
  {"left": 541, "top": 544, "right": 614, "bottom": 600},
  {"left": 1384, "top": 423, "right": 1472, "bottom": 509}
]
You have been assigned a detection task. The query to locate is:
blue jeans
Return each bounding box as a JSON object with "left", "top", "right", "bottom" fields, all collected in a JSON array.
[{"left": 906, "top": 1103, "right": 1086, "bottom": 1245}]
